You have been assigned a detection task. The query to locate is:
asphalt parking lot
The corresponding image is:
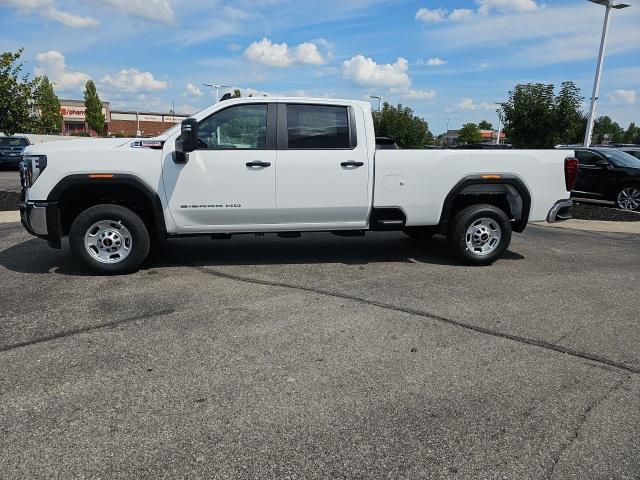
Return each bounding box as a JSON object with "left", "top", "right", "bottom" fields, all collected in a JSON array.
[{"left": 1, "top": 222, "right": 639, "bottom": 479}]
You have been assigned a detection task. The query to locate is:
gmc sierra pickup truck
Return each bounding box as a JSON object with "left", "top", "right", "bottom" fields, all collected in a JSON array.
[{"left": 19, "top": 97, "right": 576, "bottom": 274}]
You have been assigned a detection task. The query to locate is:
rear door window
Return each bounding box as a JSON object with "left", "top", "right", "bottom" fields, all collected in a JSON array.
[
  {"left": 285, "top": 104, "right": 352, "bottom": 149},
  {"left": 576, "top": 151, "right": 603, "bottom": 166}
]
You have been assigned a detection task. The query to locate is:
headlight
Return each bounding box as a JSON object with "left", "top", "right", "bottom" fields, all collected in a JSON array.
[{"left": 21, "top": 155, "right": 47, "bottom": 188}]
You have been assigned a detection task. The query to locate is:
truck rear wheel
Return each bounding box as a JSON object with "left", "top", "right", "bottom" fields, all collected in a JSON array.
[
  {"left": 69, "top": 204, "right": 150, "bottom": 274},
  {"left": 448, "top": 204, "right": 511, "bottom": 265}
]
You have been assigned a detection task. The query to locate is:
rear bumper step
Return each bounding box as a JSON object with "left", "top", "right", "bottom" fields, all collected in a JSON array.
[{"left": 547, "top": 199, "right": 573, "bottom": 223}]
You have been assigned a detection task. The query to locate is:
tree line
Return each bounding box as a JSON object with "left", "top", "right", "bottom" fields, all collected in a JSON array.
[{"left": 1, "top": 49, "right": 105, "bottom": 136}]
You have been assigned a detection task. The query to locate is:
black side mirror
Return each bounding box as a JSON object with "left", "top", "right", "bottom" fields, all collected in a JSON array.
[
  {"left": 173, "top": 118, "right": 198, "bottom": 163},
  {"left": 595, "top": 159, "right": 610, "bottom": 169}
]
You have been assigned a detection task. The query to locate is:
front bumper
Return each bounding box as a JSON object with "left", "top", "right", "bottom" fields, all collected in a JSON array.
[
  {"left": 547, "top": 199, "right": 573, "bottom": 223},
  {"left": 19, "top": 201, "right": 61, "bottom": 248}
]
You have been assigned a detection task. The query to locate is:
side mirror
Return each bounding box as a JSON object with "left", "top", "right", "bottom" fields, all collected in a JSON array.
[
  {"left": 595, "top": 159, "right": 610, "bottom": 169},
  {"left": 173, "top": 118, "right": 198, "bottom": 163}
]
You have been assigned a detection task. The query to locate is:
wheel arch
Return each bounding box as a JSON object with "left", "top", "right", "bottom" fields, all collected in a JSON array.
[
  {"left": 47, "top": 174, "right": 167, "bottom": 240},
  {"left": 439, "top": 175, "right": 531, "bottom": 233}
]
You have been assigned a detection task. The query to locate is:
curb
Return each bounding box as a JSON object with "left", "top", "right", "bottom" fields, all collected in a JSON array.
[
  {"left": 0, "top": 211, "right": 20, "bottom": 224},
  {"left": 533, "top": 219, "right": 640, "bottom": 235}
]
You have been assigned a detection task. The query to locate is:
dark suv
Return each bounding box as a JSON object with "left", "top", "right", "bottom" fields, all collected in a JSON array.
[
  {"left": 0, "top": 136, "right": 31, "bottom": 169},
  {"left": 569, "top": 147, "right": 640, "bottom": 211}
]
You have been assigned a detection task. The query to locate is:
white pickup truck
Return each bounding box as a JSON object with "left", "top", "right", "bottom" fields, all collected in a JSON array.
[{"left": 19, "top": 97, "right": 577, "bottom": 274}]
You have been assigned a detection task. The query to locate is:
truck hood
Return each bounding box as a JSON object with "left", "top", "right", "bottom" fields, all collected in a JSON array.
[{"left": 25, "top": 138, "right": 135, "bottom": 155}]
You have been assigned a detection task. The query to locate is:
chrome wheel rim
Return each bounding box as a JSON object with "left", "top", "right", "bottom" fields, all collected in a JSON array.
[
  {"left": 465, "top": 217, "right": 502, "bottom": 256},
  {"left": 617, "top": 187, "right": 640, "bottom": 211},
  {"left": 84, "top": 220, "right": 133, "bottom": 264}
]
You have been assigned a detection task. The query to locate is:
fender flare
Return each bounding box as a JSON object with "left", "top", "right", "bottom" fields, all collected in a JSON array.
[
  {"left": 439, "top": 175, "right": 531, "bottom": 233},
  {"left": 47, "top": 173, "right": 167, "bottom": 239}
]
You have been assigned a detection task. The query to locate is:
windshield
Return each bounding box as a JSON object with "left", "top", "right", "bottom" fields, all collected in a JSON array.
[
  {"left": 600, "top": 149, "right": 640, "bottom": 168},
  {"left": 623, "top": 150, "right": 640, "bottom": 161},
  {"left": 0, "top": 137, "right": 28, "bottom": 147}
]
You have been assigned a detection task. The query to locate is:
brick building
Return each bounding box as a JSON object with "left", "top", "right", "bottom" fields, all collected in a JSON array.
[
  {"left": 60, "top": 99, "right": 111, "bottom": 135},
  {"left": 109, "top": 111, "right": 188, "bottom": 137},
  {"left": 58, "top": 99, "right": 189, "bottom": 137}
]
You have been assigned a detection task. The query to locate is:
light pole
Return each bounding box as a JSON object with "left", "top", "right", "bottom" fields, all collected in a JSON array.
[
  {"left": 203, "top": 83, "right": 232, "bottom": 102},
  {"left": 583, "top": 0, "right": 630, "bottom": 147},
  {"left": 495, "top": 106, "right": 503, "bottom": 145},
  {"left": 370, "top": 95, "right": 383, "bottom": 111}
]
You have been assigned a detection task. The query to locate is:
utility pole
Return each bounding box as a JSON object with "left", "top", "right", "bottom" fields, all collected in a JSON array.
[
  {"left": 370, "top": 95, "right": 383, "bottom": 112},
  {"left": 136, "top": 107, "right": 140, "bottom": 137},
  {"left": 583, "top": 0, "right": 630, "bottom": 147},
  {"left": 203, "top": 83, "right": 231, "bottom": 103}
]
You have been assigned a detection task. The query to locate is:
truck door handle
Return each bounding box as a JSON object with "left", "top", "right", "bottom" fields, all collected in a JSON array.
[
  {"left": 246, "top": 160, "right": 271, "bottom": 168},
  {"left": 341, "top": 161, "right": 364, "bottom": 168}
]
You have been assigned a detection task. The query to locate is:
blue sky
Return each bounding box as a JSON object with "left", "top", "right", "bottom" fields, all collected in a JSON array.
[{"left": 1, "top": 0, "right": 638, "bottom": 134}]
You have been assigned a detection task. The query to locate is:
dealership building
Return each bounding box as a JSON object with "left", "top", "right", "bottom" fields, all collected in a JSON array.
[{"left": 59, "top": 99, "right": 189, "bottom": 137}]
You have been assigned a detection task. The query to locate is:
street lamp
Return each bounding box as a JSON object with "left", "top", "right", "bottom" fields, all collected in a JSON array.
[
  {"left": 203, "top": 83, "right": 232, "bottom": 102},
  {"left": 369, "top": 95, "right": 383, "bottom": 112},
  {"left": 583, "top": 0, "right": 630, "bottom": 147}
]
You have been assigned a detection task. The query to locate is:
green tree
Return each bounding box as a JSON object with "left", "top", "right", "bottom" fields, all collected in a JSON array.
[
  {"left": 232, "top": 88, "right": 241, "bottom": 98},
  {"left": 555, "top": 81, "right": 586, "bottom": 145},
  {"left": 372, "top": 102, "right": 432, "bottom": 149},
  {"left": 458, "top": 123, "right": 483, "bottom": 144},
  {"left": 478, "top": 120, "right": 493, "bottom": 130},
  {"left": 32, "top": 76, "right": 62, "bottom": 134},
  {"left": 0, "top": 49, "right": 35, "bottom": 135},
  {"left": 84, "top": 79, "right": 105, "bottom": 135},
  {"left": 593, "top": 116, "right": 623, "bottom": 144},
  {"left": 501, "top": 81, "right": 584, "bottom": 148},
  {"left": 623, "top": 123, "right": 640, "bottom": 144}
]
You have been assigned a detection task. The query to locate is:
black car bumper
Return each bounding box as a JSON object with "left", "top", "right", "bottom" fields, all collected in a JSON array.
[
  {"left": 0, "top": 156, "right": 22, "bottom": 168},
  {"left": 20, "top": 201, "right": 62, "bottom": 249}
]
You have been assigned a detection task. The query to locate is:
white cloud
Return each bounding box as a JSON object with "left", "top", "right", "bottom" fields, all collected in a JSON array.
[
  {"left": 478, "top": 62, "right": 489, "bottom": 70},
  {"left": 342, "top": 55, "right": 411, "bottom": 88},
  {"left": 399, "top": 89, "right": 437, "bottom": 101},
  {"left": 450, "top": 8, "right": 474, "bottom": 21},
  {"left": 417, "top": 57, "right": 447, "bottom": 66},
  {"left": 34, "top": 51, "right": 90, "bottom": 90},
  {"left": 0, "top": 0, "right": 99, "bottom": 28},
  {"left": 477, "top": 0, "right": 540, "bottom": 15},
  {"left": 185, "top": 83, "right": 203, "bottom": 97},
  {"left": 422, "top": 4, "right": 639, "bottom": 66},
  {"left": 480, "top": 102, "right": 499, "bottom": 111},
  {"left": 227, "top": 43, "right": 243, "bottom": 51},
  {"left": 456, "top": 98, "right": 477, "bottom": 110},
  {"left": 415, "top": 1, "right": 539, "bottom": 25},
  {"left": 415, "top": 8, "right": 447, "bottom": 23},
  {"left": 243, "top": 38, "right": 324, "bottom": 67},
  {"left": 104, "top": 0, "right": 174, "bottom": 24},
  {"left": 222, "top": 6, "right": 249, "bottom": 20},
  {"left": 241, "top": 87, "right": 270, "bottom": 97},
  {"left": 609, "top": 89, "right": 637, "bottom": 106},
  {"left": 101, "top": 69, "right": 168, "bottom": 93}
]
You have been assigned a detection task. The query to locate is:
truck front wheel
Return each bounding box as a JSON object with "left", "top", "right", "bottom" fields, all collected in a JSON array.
[
  {"left": 69, "top": 204, "right": 150, "bottom": 274},
  {"left": 448, "top": 204, "right": 512, "bottom": 265}
]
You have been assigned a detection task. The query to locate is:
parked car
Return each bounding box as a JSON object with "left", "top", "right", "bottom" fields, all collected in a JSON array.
[
  {"left": 0, "top": 136, "right": 31, "bottom": 169},
  {"left": 20, "top": 96, "right": 575, "bottom": 273},
  {"left": 615, "top": 146, "right": 640, "bottom": 161},
  {"left": 452, "top": 143, "right": 513, "bottom": 149},
  {"left": 562, "top": 147, "right": 640, "bottom": 211}
]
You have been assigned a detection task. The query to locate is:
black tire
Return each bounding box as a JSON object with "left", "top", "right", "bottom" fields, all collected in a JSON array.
[
  {"left": 614, "top": 185, "right": 640, "bottom": 211},
  {"left": 402, "top": 226, "right": 437, "bottom": 240},
  {"left": 69, "top": 204, "right": 150, "bottom": 274},
  {"left": 447, "top": 204, "right": 512, "bottom": 266}
]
